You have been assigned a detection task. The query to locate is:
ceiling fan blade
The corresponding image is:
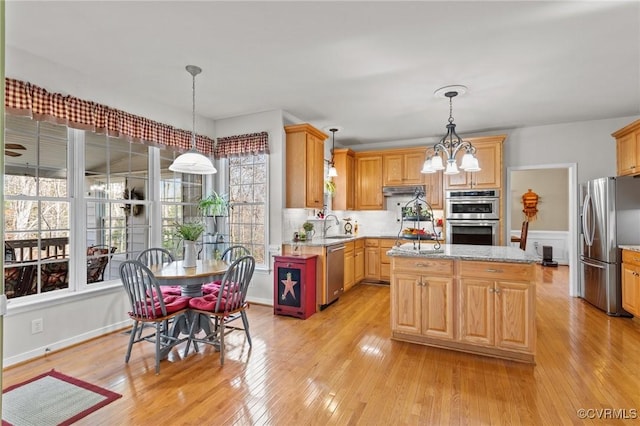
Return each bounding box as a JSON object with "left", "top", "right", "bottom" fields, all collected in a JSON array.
[
  {"left": 5, "top": 150, "right": 22, "bottom": 157},
  {"left": 5, "top": 144, "right": 26, "bottom": 150}
]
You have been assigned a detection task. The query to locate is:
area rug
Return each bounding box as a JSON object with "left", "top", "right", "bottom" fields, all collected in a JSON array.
[{"left": 2, "top": 369, "right": 122, "bottom": 426}]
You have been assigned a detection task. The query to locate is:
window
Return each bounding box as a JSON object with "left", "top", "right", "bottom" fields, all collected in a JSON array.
[
  {"left": 4, "top": 115, "right": 70, "bottom": 298},
  {"left": 84, "top": 133, "right": 151, "bottom": 283},
  {"left": 159, "top": 148, "right": 203, "bottom": 259},
  {"left": 228, "top": 154, "right": 268, "bottom": 266}
]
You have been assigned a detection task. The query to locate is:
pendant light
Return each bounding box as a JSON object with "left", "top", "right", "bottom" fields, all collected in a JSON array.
[
  {"left": 327, "top": 128, "right": 338, "bottom": 178},
  {"left": 421, "top": 85, "right": 480, "bottom": 175},
  {"left": 169, "top": 65, "right": 217, "bottom": 175}
]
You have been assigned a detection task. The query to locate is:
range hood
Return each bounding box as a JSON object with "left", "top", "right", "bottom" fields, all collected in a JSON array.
[{"left": 382, "top": 185, "right": 426, "bottom": 197}]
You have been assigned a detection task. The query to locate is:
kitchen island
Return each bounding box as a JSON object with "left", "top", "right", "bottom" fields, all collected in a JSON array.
[{"left": 388, "top": 243, "right": 537, "bottom": 363}]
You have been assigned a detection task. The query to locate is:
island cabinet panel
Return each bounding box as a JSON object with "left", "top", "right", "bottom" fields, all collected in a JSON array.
[
  {"left": 391, "top": 255, "right": 536, "bottom": 363},
  {"left": 391, "top": 259, "right": 455, "bottom": 340}
]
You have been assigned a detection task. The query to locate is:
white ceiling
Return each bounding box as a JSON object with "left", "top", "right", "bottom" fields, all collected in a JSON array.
[{"left": 5, "top": 1, "right": 640, "bottom": 148}]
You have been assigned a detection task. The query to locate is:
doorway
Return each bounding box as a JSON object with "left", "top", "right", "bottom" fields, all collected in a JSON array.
[{"left": 506, "top": 163, "right": 578, "bottom": 296}]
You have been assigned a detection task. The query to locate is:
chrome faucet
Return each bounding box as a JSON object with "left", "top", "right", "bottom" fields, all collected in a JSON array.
[{"left": 322, "top": 214, "right": 340, "bottom": 237}]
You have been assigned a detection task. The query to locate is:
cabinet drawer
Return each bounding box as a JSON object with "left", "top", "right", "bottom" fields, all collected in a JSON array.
[
  {"left": 622, "top": 249, "right": 640, "bottom": 266},
  {"left": 392, "top": 257, "right": 453, "bottom": 275},
  {"left": 355, "top": 239, "right": 364, "bottom": 250},
  {"left": 365, "top": 239, "right": 380, "bottom": 248},
  {"left": 344, "top": 241, "right": 355, "bottom": 253},
  {"left": 460, "top": 261, "right": 533, "bottom": 281}
]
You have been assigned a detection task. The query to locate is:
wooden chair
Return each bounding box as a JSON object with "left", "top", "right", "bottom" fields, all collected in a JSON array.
[
  {"left": 186, "top": 255, "right": 256, "bottom": 365},
  {"left": 511, "top": 220, "right": 529, "bottom": 251},
  {"left": 137, "top": 247, "right": 174, "bottom": 267},
  {"left": 202, "top": 245, "right": 250, "bottom": 295},
  {"left": 119, "top": 260, "right": 191, "bottom": 374},
  {"left": 137, "top": 248, "right": 181, "bottom": 296},
  {"left": 41, "top": 256, "right": 69, "bottom": 292}
]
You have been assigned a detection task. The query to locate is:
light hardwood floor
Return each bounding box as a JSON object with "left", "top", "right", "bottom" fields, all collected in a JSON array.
[{"left": 3, "top": 265, "right": 640, "bottom": 425}]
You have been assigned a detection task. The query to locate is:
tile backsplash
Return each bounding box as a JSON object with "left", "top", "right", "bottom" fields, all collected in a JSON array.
[{"left": 283, "top": 195, "right": 443, "bottom": 241}]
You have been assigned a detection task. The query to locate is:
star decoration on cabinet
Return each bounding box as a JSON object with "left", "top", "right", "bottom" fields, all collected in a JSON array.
[{"left": 281, "top": 272, "right": 298, "bottom": 300}]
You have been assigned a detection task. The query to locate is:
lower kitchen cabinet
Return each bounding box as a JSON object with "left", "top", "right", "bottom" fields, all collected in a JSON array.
[
  {"left": 391, "top": 259, "right": 454, "bottom": 340},
  {"left": 622, "top": 249, "right": 640, "bottom": 316},
  {"left": 344, "top": 241, "right": 355, "bottom": 291},
  {"left": 391, "top": 256, "right": 536, "bottom": 363},
  {"left": 354, "top": 239, "right": 365, "bottom": 283},
  {"left": 379, "top": 239, "right": 396, "bottom": 281},
  {"left": 364, "top": 239, "right": 380, "bottom": 281}
]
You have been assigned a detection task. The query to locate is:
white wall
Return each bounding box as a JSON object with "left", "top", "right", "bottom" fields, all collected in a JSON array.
[{"left": 214, "top": 110, "right": 286, "bottom": 306}]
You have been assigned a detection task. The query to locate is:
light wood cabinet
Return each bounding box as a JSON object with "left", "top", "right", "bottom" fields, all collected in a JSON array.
[
  {"left": 391, "top": 258, "right": 455, "bottom": 340},
  {"left": 285, "top": 124, "right": 328, "bottom": 208},
  {"left": 355, "top": 154, "right": 384, "bottom": 210},
  {"left": 459, "top": 261, "right": 535, "bottom": 353},
  {"left": 383, "top": 150, "right": 425, "bottom": 186},
  {"left": 354, "top": 239, "right": 365, "bottom": 283},
  {"left": 364, "top": 239, "right": 380, "bottom": 280},
  {"left": 424, "top": 170, "right": 443, "bottom": 209},
  {"left": 612, "top": 119, "right": 640, "bottom": 176},
  {"left": 391, "top": 256, "right": 536, "bottom": 363},
  {"left": 344, "top": 241, "right": 355, "bottom": 291},
  {"left": 379, "top": 238, "right": 396, "bottom": 282},
  {"left": 622, "top": 249, "right": 640, "bottom": 316},
  {"left": 444, "top": 135, "right": 505, "bottom": 190},
  {"left": 331, "top": 148, "right": 355, "bottom": 211}
]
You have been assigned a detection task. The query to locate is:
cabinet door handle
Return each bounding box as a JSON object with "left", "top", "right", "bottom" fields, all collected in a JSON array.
[
  {"left": 415, "top": 279, "right": 422, "bottom": 287},
  {"left": 486, "top": 268, "right": 504, "bottom": 273},
  {"left": 494, "top": 288, "right": 501, "bottom": 294},
  {"left": 634, "top": 257, "right": 640, "bottom": 263},
  {"left": 415, "top": 263, "right": 430, "bottom": 268},
  {"left": 488, "top": 288, "right": 495, "bottom": 293}
]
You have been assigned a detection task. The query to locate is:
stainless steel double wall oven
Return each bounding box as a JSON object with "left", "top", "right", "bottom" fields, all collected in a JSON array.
[{"left": 445, "top": 189, "right": 500, "bottom": 245}]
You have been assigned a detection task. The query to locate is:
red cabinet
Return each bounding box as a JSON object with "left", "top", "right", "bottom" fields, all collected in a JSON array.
[{"left": 274, "top": 255, "right": 317, "bottom": 319}]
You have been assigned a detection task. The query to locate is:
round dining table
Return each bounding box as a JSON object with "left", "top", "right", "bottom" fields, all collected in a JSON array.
[
  {"left": 148, "top": 258, "right": 229, "bottom": 346},
  {"left": 148, "top": 258, "right": 228, "bottom": 297}
]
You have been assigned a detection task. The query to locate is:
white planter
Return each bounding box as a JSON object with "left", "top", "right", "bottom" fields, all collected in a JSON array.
[{"left": 183, "top": 240, "right": 197, "bottom": 267}]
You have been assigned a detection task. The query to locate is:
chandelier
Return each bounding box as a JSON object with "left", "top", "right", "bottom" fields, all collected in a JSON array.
[
  {"left": 169, "top": 65, "right": 217, "bottom": 175},
  {"left": 327, "top": 128, "right": 338, "bottom": 178},
  {"left": 421, "top": 85, "right": 480, "bottom": 175}
]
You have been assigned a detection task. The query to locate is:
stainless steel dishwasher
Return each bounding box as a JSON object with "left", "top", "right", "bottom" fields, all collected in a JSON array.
[{"left": 324, "top": 244, "right": 345, "bottom": 308}]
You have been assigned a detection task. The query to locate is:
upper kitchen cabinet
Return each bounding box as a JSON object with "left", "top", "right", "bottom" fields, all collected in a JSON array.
[
  {"left": 612, "top": 119, "right": 640, "bottom": 176},
  {"left": 331, "top": 148, "right": 355, "bottom": 211},
  {"left": 444, "top": 135, "right": 505, "bottom": 190},
  {"left": 383, "top": 149, "right": 425, "bottom": 186},
  {"left": 355, "top": 153, "right": 384, "bottom": 210},
  {"left": 425, "top": 170, "right": 443, "bottom": 209},
  {"left": 285, "top": 124, "right": 328, "bottom": 209}
]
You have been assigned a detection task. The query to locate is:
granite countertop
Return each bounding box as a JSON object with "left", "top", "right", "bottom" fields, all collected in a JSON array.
[
  {"left": 619, "top": 245, "right": 640, "bottom": 253},
  {"left": 387, "top": 243, "right": 537, "bottom": 264},
  {"left": 285, "top": 234, "right": 441, "bottom": 247}
]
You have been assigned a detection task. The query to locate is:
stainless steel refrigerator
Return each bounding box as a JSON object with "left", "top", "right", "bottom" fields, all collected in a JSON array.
[{"left": 579, "top": 176, "right": 640, "bottom": 316}]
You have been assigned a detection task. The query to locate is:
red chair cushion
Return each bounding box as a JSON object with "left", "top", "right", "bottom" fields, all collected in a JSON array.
[
  {"left": 189, "top": 294, "right": 224, "bottom": 311},
  {"left": 161, "top": 285, "right": 183, "bottom": 296},
  {"left": 131, "top": 295, "right": 190, "bottom": 318},
  {"left": 202, "top": 281, "right": 221, "bottom": 295}
]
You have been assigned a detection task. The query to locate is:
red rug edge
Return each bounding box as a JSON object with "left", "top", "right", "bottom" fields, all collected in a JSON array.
[{"left": 2, "top": 369, "right": 122, "bottom": 426}]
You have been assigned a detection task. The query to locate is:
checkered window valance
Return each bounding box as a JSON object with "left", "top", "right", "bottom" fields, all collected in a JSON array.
[
  {"left": 4, "top": 78, "right": 215, "bottom": 155},
  {"left": 214, "top": 132, "right": 269, "bottom": 158}
]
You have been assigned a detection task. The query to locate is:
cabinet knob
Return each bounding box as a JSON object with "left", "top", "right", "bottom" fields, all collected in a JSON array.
[{"left": 489, "top": 288, "right": 496, "bottom": 293}]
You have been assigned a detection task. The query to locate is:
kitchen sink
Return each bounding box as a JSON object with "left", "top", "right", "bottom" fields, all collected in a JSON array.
[{"left": 324, "top": 235, "right": 352, "bottom": 239}]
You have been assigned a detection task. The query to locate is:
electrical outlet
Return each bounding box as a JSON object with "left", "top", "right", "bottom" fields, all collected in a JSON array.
[
  {"left": 31, "top": 318, "right": 43, "bottom": 334},
  {"left": 534, "top": 242, "right": 539, "bottom": 250}
]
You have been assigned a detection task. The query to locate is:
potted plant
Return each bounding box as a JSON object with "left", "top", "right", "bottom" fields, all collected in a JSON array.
[
  {"left": 199, "top": 192, "right": 229, "bottom": 235},
  {"left": 198, "top": 192, "right": 229, "bottom": 217},
  {"left": 302, "top": 221, "right": 315, "bottom": 240},
  {"left": 174, "top": 221, "right": 204, "bottom": 267}
]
